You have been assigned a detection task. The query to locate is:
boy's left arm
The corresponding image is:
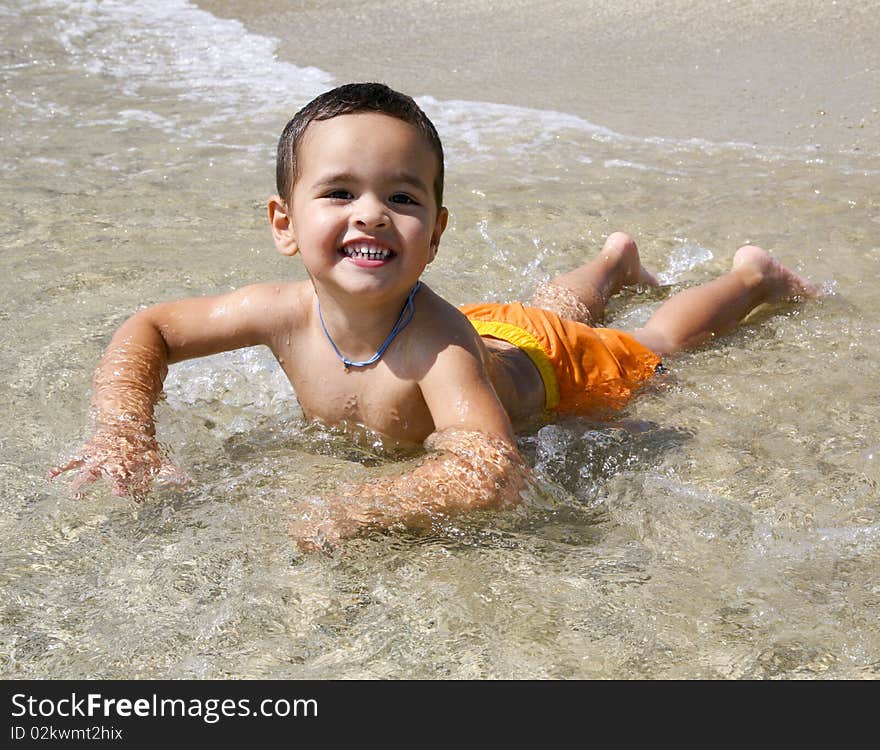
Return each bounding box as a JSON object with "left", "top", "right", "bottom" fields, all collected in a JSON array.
[{"left": 290, "top": 324, "right": 530, "bottom": 551}]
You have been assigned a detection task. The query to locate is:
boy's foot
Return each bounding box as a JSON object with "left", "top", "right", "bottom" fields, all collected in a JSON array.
[
  {"left": 732, "top": 245, "right": 822, "bottom": 302},
  {"left": 531, "top": 231, "right": 660, "bottom": 324},
  {"left": 602, "top": 231, "right": 660, "bottom": 291}
]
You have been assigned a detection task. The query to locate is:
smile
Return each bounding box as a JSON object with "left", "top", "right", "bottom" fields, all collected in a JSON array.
[{"left": 341, "top": 242, "right": 394, "bottom": 260}]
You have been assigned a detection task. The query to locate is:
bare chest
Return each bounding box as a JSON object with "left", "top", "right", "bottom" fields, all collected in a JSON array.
[{"left": 275, "top": 332, "right": 434, "bottom": 443}]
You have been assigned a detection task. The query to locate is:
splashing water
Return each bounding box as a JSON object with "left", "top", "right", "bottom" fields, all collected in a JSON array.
[
  {"left": 3, "top": 0, "right": 880, "bottom": 680},
  {"left": 656, "top": 243, "right": 715, "bottom": 285}
]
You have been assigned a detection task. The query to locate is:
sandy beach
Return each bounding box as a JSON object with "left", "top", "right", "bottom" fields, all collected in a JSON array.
[
  {"left": 196, "top": 0, "right": 879, "bottom": 152},
  {"left": 3, "top": 0, "right": 879, "bottom": 680}
]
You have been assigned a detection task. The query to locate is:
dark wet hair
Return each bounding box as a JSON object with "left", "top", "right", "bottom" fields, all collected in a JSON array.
[{"left": 276, "top": 82, "right": 445, "bottom": 208}]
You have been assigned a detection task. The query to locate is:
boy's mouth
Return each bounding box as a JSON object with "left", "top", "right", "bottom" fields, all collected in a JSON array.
[{"left": 340, "top": 242, "right": 395, "bottom": 263}]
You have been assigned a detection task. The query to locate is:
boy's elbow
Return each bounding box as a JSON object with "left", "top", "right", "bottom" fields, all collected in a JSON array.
[
  {"left": 426, "top": 426, "right": 520, "bottom": 459},
  {"left": 425, "top": 427, "right": 530, "bottom": 508},
  {"left": 106, "top": 308, "right": 174, "bottom": 365}
]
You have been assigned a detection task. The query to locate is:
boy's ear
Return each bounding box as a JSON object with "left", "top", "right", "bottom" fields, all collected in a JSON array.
[
  {"left": 429, "top": 206, "right": 449, "bottom": 262},
  {"left": 268, "top": 195, "right": 298, "bottom": 257}
]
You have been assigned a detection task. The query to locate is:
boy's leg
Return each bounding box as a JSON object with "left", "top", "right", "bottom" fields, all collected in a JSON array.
[
  {"left": 531, "top": 232, "right": 659, "bottom": 324},
  {"left": 631, "top": 245, "right": 820, "bottom": 357}
]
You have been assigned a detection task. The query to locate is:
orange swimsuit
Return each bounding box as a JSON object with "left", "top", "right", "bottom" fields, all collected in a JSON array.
[{"left": 459, "top": 302, "right": 661, "bottom": 415}]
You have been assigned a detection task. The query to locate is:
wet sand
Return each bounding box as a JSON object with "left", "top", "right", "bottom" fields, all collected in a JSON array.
[
  {"left": 196, "top": 0, "right": 879, "bottom": 152},
  {"left": 4, "top": 0, "right": 879, "bottom": 681}
]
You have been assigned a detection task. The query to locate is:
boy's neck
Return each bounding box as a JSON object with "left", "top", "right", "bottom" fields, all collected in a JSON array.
[{"left": 311, "top": 282, "right": 424, "bottom": 359}]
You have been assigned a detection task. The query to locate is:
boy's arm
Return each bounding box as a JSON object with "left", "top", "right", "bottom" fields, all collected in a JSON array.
[
  {"left": 290, "top": 428, "right": 528, "bottom": 551},
  {"left": 49, "top": 283, "right": 298, "bottom": 498},
  {"left": 290, "top": 321, "right": 531, "bottom": 551}
]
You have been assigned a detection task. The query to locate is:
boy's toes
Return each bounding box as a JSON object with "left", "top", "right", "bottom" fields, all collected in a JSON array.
[{"left": 637, "top": 265, "right": 661, "bottom": 288}]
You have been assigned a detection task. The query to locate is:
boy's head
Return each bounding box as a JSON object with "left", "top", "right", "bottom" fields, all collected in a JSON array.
[{"left": 276, "top": 83, "right": 445, "bottom": 209}]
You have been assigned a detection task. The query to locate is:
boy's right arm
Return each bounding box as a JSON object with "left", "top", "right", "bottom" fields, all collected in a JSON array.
[{"left": 49, "top": 283, "right": 300, "bottom": 499}]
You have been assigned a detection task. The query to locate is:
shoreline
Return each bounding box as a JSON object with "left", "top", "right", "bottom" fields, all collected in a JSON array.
[{"left": 195, "top": 0, "right": 878, "bottom": 153}]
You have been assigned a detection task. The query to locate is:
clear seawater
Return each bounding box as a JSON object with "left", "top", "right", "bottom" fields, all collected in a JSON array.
[{"left": 2, "top": 0, "right": 879, "bottom": 679}]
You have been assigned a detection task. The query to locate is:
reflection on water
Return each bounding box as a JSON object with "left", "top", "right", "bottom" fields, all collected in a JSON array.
[{"left": 2, "top": 0, "right": 879, "bottom": 679}]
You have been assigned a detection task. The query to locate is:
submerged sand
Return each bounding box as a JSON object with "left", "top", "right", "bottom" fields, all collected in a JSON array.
[
  {"left": 4, "top": 0, "right": 879, "bottom": 681},
  {"left": 196, "top": 0, "right": 879, "bottom": 152}
]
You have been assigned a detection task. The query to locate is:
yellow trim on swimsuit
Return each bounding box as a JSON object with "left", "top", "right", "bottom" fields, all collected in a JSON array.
[{"left": 468, "top": 319, "right": 561, "bottom": 411}]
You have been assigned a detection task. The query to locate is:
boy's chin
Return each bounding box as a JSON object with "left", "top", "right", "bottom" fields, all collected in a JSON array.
[{"left": 314, "top": 273, "right": 421, "bottom": 300}]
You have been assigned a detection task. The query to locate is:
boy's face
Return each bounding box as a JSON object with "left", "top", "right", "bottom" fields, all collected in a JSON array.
[{"left": 282, "top": 112, "right": 448, "bottom": 303}]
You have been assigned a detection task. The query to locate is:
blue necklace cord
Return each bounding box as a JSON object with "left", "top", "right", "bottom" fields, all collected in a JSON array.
[{"left": 318, "top": 281, "right": 422, "bottom": 371}]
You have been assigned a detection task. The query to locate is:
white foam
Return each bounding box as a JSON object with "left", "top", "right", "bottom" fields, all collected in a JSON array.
[
  {"left": 39, "top": 0, "right": 334, "bottom": 130},
  {"left": 657, "top": 244, "right": 716, "bottom": 285},
  {"left": 604, "top": 158, "right": 687, "bottom": 176},
  {"left": 31, "top": 0, "right": 632, "bottom": 161},
  {"left": 19, "top": 0, "right": 860, "bottom": 176},
  {"left": 25, "top": 0, "right": 831, "bottom": 170},
  {"left": 418, "top": 94, "right": 638, "bottom": 165},
  {"left": 163, "top": 347, "right": 297, "bottom": 434}
]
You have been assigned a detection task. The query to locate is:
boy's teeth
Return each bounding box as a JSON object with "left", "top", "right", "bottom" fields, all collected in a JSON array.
[{"left": 344, "top": 244, "right": 391, "bottom": 259}]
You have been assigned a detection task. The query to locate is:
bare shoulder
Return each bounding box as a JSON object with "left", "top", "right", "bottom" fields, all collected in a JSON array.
[
  {"left": 417, "top": 285, "right": 481, "bottom": 341},
  {"left": 405, "top": 284, "right": 486, "bottom": 371},
  {"left": 408, "top": 284, "right": 515, "bottom": 441},
  {"left": 401, "top": 283, "right": 494, "bottom": 386},
  {"left": 234, "top": 279, "right": 316, "bottom": 350},
  {"left": 234, "top": 279, "right": 312, "bottom": 324},
  {"left": 140, "top": 279, "right": 315, "bottom": 360}
]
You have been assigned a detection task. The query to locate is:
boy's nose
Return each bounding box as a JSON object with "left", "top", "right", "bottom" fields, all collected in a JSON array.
[{"left": 353, "top": 196, "right": 388, "bottom": 229}]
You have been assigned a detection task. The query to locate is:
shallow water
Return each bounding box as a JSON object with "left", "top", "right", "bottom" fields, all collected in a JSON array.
[{"left": 2, "top": 0, "right": 879, "bottom": 679}]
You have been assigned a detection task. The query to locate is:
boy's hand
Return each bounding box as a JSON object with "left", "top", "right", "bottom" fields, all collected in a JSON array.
[
  {"left": 48, "top": 425, "right": 187, "bottom": 501},
  {"left": 288, "top": 515, "right": 343, "bottom": 554},
  {"left": 288, "top": 497, "right": 362, "bottom": 553},
  {"left": 287, "top": 430, "right": 530, "bottom": 553}
]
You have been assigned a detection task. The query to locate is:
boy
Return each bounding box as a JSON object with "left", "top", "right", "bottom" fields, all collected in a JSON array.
[{"left": 49, "top": 83, "right": 818, "bottom": 551}]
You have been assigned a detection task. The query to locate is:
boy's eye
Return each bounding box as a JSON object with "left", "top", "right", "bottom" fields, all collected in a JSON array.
[
  {"left": 390, "top": 193, "right": 418, "bottom": 205},
  {"left": 324, "top": 189, "right": 352, "bottom": 200}
]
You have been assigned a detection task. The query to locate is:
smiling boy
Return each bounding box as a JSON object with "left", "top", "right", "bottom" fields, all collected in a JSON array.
[
  {"left": 50, "top": 83, "right": 818, "bottom": 550},
  {"left": 267, "top": 103, "right": 514, "bottom": 446}
]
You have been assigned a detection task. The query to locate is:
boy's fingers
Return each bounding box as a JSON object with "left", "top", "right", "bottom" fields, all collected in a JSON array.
[
  {"left": 47, "top": 456, "right": 85, "bottom": 479},
  {"left": 294, "top": 534, "right": 337, "bottom": 555},
  {"left": 288, "top": 516, "right": 334, "bottom": 554},
  {"left": 49, "top": 453, "right": 185, "bottom": 502},
  {"left": 112, "top": 476, "right": 145, "bottom": 498},
  {"left": 67, "top": 467, "right": 102, "bottom": 498},
  {"left": 157, "top": 462, "right": 190, "bottom": 485}
]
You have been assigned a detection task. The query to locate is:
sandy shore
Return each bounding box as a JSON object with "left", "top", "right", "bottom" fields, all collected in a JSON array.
[{"left": 195, "top": 0, "right": 878, "bottom": 153}]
